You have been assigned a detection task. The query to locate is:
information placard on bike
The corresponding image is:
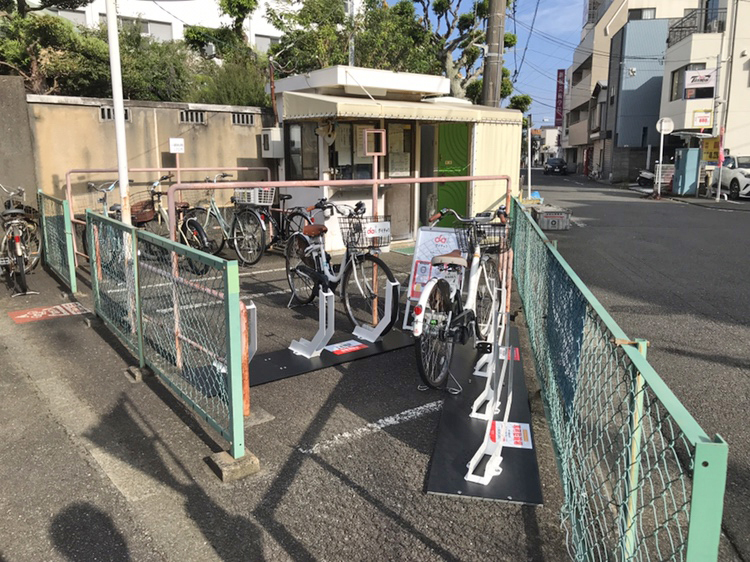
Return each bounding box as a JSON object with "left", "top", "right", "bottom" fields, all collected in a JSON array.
[{"left": 407, "top": 227, "right": 463, "bottom": 301}]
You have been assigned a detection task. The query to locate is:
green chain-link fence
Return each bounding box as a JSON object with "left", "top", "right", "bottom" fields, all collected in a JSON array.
[
  {"left": 38, "top": 192, "right": 77, "bottom": 293},
  {"left": 511, "top": 198, "right": 727, "bottom": 561},
  {"left": 86, "top": 211, "right": 245, "bottom": 459}
]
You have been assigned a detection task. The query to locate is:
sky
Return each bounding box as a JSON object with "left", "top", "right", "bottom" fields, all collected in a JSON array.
[{"left": 502, "top": 0, "right": 586, "bottom": 124}]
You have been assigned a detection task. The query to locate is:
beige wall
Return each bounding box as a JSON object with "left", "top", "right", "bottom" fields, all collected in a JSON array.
[
  {"left": 470, "top": 119, "right": 523, "bottom": 213},
  {"left": 27, "top": 96, "right": 273, "bottom": 215}
]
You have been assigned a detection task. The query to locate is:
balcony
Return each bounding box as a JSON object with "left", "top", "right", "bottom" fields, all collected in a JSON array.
[{"left": 668, "top": 9, "right": 726, "bottom": 48}]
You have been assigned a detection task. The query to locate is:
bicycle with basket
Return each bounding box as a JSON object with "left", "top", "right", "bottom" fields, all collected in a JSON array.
[
  {"left": 231, "top": 185, "right": 311, "bottom": 266},
  {"left": 412, "top": 206, "right": 509, "bottom": 389},
  {"left": 285, "top": 197, "right": 399, "bottom": 333}
]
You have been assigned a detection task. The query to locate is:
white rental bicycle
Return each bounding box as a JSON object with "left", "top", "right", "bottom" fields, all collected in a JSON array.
[{"left": 412, "top": 206, "right": 508, "bottom": 389}]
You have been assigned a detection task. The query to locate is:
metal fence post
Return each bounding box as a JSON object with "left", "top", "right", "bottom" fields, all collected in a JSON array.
[
  {"left": 224, "top": 260, "right": 245, "bottom": 459},
  {"left": 131, "top": 229, "right": 145, "bottom": 369},
  {"left": 86, "top": 213, "right": 101, "bottom": 310},
  {"left": 38, "top": 191, "right": 49, "bottom": 269},
  {"left": 622, "top": 338, "right": 649, "bottom": 559},
  {"left": 61, "top": 199, "right": 77, "bottom": 294},
  {"left": 686, "top": 436, "right": 728, "bottom": 561}
]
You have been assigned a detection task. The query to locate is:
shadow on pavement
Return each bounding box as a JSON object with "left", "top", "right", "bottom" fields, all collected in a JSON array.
[{"left": 50, "top": 503, "right": 131, "bottom": 562}]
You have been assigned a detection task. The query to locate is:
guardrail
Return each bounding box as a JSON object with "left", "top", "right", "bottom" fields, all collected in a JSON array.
[
  {"left": 38, "top": 191, "right": 77, "bottom": 294},
  {"left": 86, "top": 211, "right": 246, "bottom": 459},
  {"left": 510, "top": 198, "right": 727, "bottom": 561}
]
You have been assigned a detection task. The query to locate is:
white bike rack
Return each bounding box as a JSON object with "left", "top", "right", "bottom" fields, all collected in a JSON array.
[
  {"left": 472, "top": 286, "right": 508, "bottom": 379},
  {"left": 288, "top": 289, "right": 335, "bottom": 358},
  {"left": 352, "top": 280, "right": 400, "bottom": 343}
]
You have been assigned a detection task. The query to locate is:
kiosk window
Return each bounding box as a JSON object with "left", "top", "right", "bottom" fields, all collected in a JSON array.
[{"left": 286, "top": 123, "right": 319, "bottom": 180}]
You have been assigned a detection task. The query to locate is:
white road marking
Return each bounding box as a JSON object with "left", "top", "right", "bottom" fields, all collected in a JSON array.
[
  {"left": 297, "top": 401, "right": 443, "bottom": 455},
  {"left": 154, "top": 289, "right": 289, "bottom": 313},
  {"left": 239, "top": 267, "right": 287, "bottom": 276},
  {"left": 571, "top": 218, "right": 587, "bottom": 228}
]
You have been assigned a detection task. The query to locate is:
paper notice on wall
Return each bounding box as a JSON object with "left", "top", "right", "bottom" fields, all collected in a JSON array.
[
  {"left": 389, "top": 152, "right": 410, "bottom": 177},
  {"left": 388, "top": 129, "right": 404, "bottom": 153}
]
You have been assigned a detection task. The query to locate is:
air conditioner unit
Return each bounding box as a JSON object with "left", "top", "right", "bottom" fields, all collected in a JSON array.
[{"left": 261, "top": 127, "right": 283, "bottom": 158}]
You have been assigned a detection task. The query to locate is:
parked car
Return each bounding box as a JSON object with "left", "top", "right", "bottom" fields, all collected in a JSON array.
[
  {"left": 544, "top": 158, "right": 568, "bottom": 175},
  {"left": 716, "top": 156, "right": 750, "bottom": 199}
]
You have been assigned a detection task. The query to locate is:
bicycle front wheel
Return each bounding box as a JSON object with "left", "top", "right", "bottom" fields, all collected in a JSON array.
[
  {"left": 232, "top": 210, "right": 265, "bottom": 266},
  {"left": 415, "top": 279, "right": 454, "bottom": 389},
  {"left": 285, "top": 233, "right": 318, "bottom": 304},
  {"left": 180, "top": 217, "right": 211, "bottom": 275},
  {"left": 341, "top": 254, "right": 398, "bottom": 334},
  {"left": 475, "top": 256, "right": 500, "bottom": 340},
  {"left": 187, "top": 207, "right": 224, "bottom": 255}
]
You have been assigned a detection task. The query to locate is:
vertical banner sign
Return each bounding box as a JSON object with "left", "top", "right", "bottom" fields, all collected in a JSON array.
[{"left": 555, "top": 70, "right": 565, "bottom": 127}]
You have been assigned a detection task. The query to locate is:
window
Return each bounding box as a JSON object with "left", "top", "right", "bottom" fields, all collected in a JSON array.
[
  {"left": 255, "top": 35, "right": 280, "bottom": 53},
  {"left": 285, "top": 123, "right": 319, "bottom": 181},
  {"left": 670, "top": 63, "right": 707, "bottom": 101},
  {"left": 180, "top": 110, "right": 206, "bottom": 124},
  {"left": 99, "top": 106, "right": 131, "bottom": 122},
  {"left": 232, "top": 113, "right": 254, "bottom": 126},
  {"left": 628, "top": 8, "right": 656, "bottom": 20},
  {"left": 49, "top": 9, "right": 87, "bottom": 26},
  {"left": 98, "top": 15, "right": 172, "bottom": 41}
]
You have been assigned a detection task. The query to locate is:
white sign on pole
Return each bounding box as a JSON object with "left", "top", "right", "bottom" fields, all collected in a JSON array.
[
  {"left": 656, "top": 118, "right": 674, "bottom": 135},
  {"left": 169, "top": 137, "right": 185, "bottom": 154},
  {"left": 692, "top": 110, "right": 713, "bottom": 128}
]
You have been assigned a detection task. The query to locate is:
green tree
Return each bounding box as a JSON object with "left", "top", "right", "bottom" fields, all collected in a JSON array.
[
  {"left": 190, "top": 54, "right": 269, "bottom": 106},
  {"left": 508, "top": 93, "right": 532, "bottom": 113},
  {"left": 0, "top": 13, "right": 199, "bottom": 100}
]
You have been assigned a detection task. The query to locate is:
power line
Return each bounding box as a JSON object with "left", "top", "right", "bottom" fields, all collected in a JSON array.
[{"left": 512, "top": 0, "right": 541, "bottom": 83}]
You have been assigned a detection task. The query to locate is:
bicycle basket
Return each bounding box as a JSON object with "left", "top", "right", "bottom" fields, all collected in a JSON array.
[
  {"left": 475, "top": 222, "right": 509, "bottom": 253},
  {"left": 234, "top": 187, "right": 276, "bottom": 206},
  {"left": 130, "top": 191, "right": 155, "bottom": 223},
  {"left": 338, "top": 215, "right": 391, "bottom": 250}
]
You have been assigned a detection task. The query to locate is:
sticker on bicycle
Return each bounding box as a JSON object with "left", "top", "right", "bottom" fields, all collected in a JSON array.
[
  {"left": 364, "top": 221, "right": 391, "bottom": 239},
  {"left": 324, "top": 340, "right": 369, "bottom": 355},
  {"left": 9, "top": 302, "right": 89, "bottom": 324},
  {"left": 489, "top": 421, "right": 533, "bottom": 450}
]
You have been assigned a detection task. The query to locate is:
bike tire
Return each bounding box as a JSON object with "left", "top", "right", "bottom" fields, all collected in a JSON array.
[
  {"left": 285, "top": 211, "right": 311, "bottom": 240},
  {"left": 232, "top": 209, "right": 265, "bottom": 266},
  {"left": 415, "top": 279, "right": 454, "bottom": 389},
  {"left": 187, "top": 207, "right": 225, "bottom": 255},
  {"left": 475, "top": 256, "right": 500, "bottom": 340},
  {"left": 341, "top": 253, "right": 398, "bottom": 334},
  {"left": 181, "top": 217, "right": 211, "bottom": 275},
  {"left": 15, "top": 252, "right": 28, "bottom": 294},
  {"left": 285, "top": 233, "right": 318, "bottom": 305}
]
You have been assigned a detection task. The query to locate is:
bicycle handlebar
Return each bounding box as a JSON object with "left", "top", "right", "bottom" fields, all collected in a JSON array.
[
  {"left": 0, "top": 184, "right": 25, "bottom": 200},
  {"left": 429, "top": 205, "right": 507, "bottom": 226},
  {"left": 306, "top": 198, "right": 365, "bottom": 217}
]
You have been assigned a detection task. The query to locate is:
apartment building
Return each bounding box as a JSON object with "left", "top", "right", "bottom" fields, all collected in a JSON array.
[
  {"left": 659, "top": 0, "right": 750, "bottom": 157},
  {"left": 562, "top": 0, "right": 701, "bottom": 175},
  {"left": 43, "top": 0, "right": 285, "bottom": 52}
]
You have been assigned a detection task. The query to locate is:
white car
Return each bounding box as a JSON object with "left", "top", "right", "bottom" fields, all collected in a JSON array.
[{"left": 718, "top": 156, "right": 750, "bottom": 199}]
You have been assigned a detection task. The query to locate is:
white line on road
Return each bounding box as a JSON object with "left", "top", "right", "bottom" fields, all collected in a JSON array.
[
  {"left": 297, "top": 401, "right": 443, "bottom": 455},
  {"left": 239, "top": 267, "right": 287, "bottom": 277},
  {"left": 154, "top": 289, "right": 289, "bottom": 313},
  {"left": 571, "top": 218, "right": 587, "bottom": 228}
]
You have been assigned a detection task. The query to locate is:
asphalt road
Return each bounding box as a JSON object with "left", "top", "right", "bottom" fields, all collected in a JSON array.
[
  {"left": 533, "top": 171, "right": 749, "bottom": 561},
  {"left": 0, "top": 236, "right": 569, "bottom": 560}
]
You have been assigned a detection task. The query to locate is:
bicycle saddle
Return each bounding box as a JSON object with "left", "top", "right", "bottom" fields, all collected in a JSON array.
[
  {"left": 110, "top": 204, "right": 122, "bottom": 212},
  {"left": 431, "top": 249, "right": 467, "bottom": 268},
  {"left": 279, "top": 194, "right": 292, "bottom": 201},
  {"left": 303, "top": 224, "right": 327, "bottom": 237}
]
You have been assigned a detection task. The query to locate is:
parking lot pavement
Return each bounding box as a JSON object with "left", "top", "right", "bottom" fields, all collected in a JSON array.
[{"left": 0, "top": 250, "right": 569, "bottom": 561}]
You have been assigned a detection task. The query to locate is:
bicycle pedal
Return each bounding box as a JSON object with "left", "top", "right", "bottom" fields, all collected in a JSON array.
[{"left": 476, "top": 341, "right": 493, "bottom": 355}]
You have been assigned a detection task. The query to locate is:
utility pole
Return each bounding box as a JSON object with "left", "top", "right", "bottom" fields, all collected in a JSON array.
[{"left": 481, "top": 0, "right": 506, "bottom": 106}]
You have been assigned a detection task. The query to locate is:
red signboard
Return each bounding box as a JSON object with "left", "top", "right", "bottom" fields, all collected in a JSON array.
[{"left": 555, "top": 69, "right": 565, "bottom": 127}]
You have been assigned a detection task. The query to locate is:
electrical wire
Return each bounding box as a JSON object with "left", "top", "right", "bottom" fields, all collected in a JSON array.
[{"left": 513, "top": 0, "right": 542, "bottom": 82}]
